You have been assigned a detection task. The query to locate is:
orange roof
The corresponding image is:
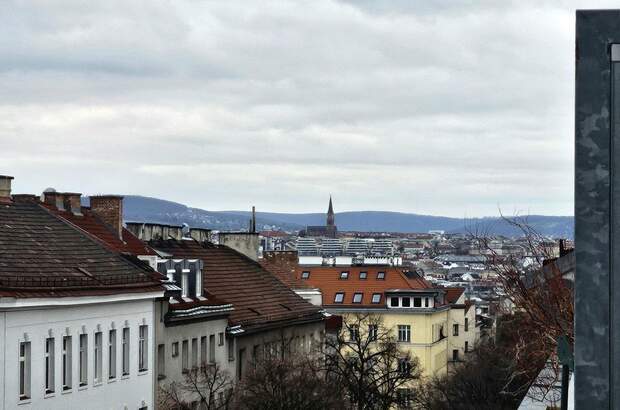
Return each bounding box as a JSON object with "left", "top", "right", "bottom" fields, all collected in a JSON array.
[
  {"left": 443, "top": 287, "right": 465, "bottom": 304},
  {"left": 296, "top": 266, "right": 431, "bottom": 307}
]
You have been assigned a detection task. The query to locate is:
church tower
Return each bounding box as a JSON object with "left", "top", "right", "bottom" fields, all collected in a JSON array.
[{"left": 327, "top": 196, "right": 335, "bottom": 226}]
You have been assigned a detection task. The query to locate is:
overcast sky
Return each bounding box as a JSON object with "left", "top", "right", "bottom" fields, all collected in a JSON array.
[{"left": 1, "top": 1, "right": 612, "bottom": 217}]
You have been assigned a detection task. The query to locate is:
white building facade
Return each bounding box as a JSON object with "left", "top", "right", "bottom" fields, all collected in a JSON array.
[{"left": 0, "top": 294, "right": 162, "bottom": 410}]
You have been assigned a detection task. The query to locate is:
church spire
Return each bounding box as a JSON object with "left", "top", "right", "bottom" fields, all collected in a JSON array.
[{"left": 327, "top": 195, "right": 335, "bottom": 226}]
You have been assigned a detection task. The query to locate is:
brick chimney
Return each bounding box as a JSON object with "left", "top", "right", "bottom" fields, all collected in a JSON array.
[
  {"left": 90, "top": 195, "right": 124, "bottom": 238},
  {"left": 0, "top": 175, "right": 14, "bottom": 204},
  {"left": 62, "top": 193, "right": 82, "bottom": 215},
  {"left": 43, "top": 190, "right": 65, "bottom": 211}
]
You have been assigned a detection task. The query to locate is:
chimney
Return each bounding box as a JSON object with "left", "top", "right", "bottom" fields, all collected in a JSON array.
[
  {"left": 62, "top": 193, "right": 83, "bottom": 215},
  {"left": 90, "top": 195, "right": 124, "bottom": 238},
  {"left": 0, "top": 175, "right": 14, "bottom": 204},
  {"left": 43, "top": 190, "right": 65, "bottom": 211},
  {"left": 251, "top": 206, "right": 256, "bottom": 233}
]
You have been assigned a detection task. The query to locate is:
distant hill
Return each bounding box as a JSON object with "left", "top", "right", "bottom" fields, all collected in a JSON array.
[{"left": 113, "top": 195, "right": 574, "bottom": 238}]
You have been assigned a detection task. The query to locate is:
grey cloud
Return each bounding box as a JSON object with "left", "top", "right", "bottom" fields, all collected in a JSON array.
[{"left": 0, "top": 0, "right": 594, "bottom": 216}]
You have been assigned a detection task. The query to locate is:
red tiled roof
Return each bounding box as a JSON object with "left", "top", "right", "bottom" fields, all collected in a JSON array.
[
  {"left": 259, "top": 251, "right": 313, "bottom": 290},
  {"left": 443, "top": 287, "right": 466, "bottom": 304},
  {"left": 0, "top": 202, "right": 164, "bottom": 298},
  {"left": 148, "top": 239, "right": 324, "bottom": 331},
  {"left": 296, "top": 266, "right": 431, "bottom": 307},
  {"left": 42, "top": 204, "right": 157, "bottom": 256}
]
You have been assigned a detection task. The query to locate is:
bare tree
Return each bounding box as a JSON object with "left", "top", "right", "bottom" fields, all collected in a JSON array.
[
  {"left": 233, "top": 350, "right": 343, "bottom": 410},
  {"left": 323, "top": 313, "right": 421, "bottom": 410},
  {"left": 470, "top": 214, "right": 573, "bottom": 401},
  {"left": 159, "top": 362, "right": 234, "bottom": 410}
]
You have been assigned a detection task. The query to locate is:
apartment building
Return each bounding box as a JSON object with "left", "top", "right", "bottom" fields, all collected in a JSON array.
[{"left": 0, "top": 176, "right": 165, "bottom": 410}]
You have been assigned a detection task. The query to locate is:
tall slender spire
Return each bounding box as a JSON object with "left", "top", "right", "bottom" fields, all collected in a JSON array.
[{"left": 327, "top": 195, "right": 335, "bottom": 226}]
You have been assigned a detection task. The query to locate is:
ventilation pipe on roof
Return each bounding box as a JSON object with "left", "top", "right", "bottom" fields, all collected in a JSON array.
[{"left": 0, "top": 175, "right": 14, "bottom": 204}]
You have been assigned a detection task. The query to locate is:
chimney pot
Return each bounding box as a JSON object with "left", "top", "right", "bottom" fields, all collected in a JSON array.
[
  {"left": 0, "top": 175, "right": 14, "bottom": 204},
  {"left": 90, "top": 195, "right": 124, "bottom": 238}
]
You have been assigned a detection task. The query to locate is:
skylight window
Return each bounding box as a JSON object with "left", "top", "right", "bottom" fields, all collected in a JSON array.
[
  {"left": 377, "top": 271, "right": 386, "bottom": 280},
  {"left": 340, "top": 271, "right": 349, "bottom": 279},
  {"left": 301, "top": 271, "right": 310, "bottom": 279},
  {"left": 371, "top": 293, "right": 382, "bottom": 304},
  {"left": 353, "top": 293, "right": 363, "bottom": 303},
  {"left": 359, "top": 271, "right": 367, "bottom": 279},
  {"left": 334, "top": 292, "right": 345, "bottom": 303}
]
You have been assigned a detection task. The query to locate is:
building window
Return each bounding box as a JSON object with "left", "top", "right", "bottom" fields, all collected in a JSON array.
[
  {"left": 157, "top": 344, "right": 166, "bottom": 380},
  {"left": 45, "top": 337, "right": 55, "bottom": 394},
  {"left": 182, "top": 340, "right": 189, "bottom": 372},
  {"left": 425, "top": 297, "right": 430, "bottom": 307},
  {"left": 401, "top": 297, "right": 411, "bottom": 308},
  {"left": 108, "top": 330, "right": 116, "bottom": 380},
  {"left": 218, "top": 332, "right": 224, "bottom": 346},
  {"left": 228, "top": 338, "right": 235, "bottom": 361},
  {"left": 181, "top": 270, "right": 189, "bottom": 298},
  {"left": 200, "top": 336, "right": 207, "bottom": 365},
  {"left": 359, "top": 271, "right": 367, "bottom": 279},
  {"left": 390, "top": 297, "right": 399, "bottom": 307},
  {"left": 453, "top": 324, "right": 459, "bottom": 336},
  {"left": 334, "top": 292, "right": 345, "bottom": 303},
  {"left": 377, "top": 271, "right": 385, "bottom": 280},
  {"left": 62, "top": 336, "right": 72, "bottom": 390},
  {"left": 79, "top": 334, "right": 88, "bottom": 386},
  {"left": 371, "top": 293, "right": 382, "bottom": 304},
  {"left": 94, "top": 332, "right": 102, "bottom": 384},
  {"left": 301, "top": 271, "right": 310, "bottom": 279},
  {"left": 398, "top": 358, "right": 411, "bottom": 375},
  {"left": 464, "top": 318, "right": 469, "bottom": 332},
  {"left": 19, "top": 341, "right": 31, "bottom": 400},
  {"left": 368, "top": 324, "right": 378, "bottom": 341},
  {"left": 349, "top": 325, "right": 360, "bottom": 341},
  {"left": 397, "top": 388, "right": 413, "bottom": 408},
  {"left": 340, "top": 271, "right": 349, "bottom": 279},
  {"left": 122, "top": 328, "right": 130, "bottom": 376},
  {"left": 191, "top": 338, "right": 198, "bottom": 368},
  {"left": 397, "top": 325, "right": 411, "bottom": 343},
  {"left": 139, "top": 325, "right": 148, "bottom": 372},
  {"left": 452, "top": 349, "right": 459, "bottom": 361},
  {"left": 209, "top": 335, "right": 216, "bottom": 363},
  {"left": 465, "top": 341, "right": 469, "bottom": 353},
  {"left": 171, "top": 342, "right": 179, "bottom": 357},
  {"left": 196, "top": 269, "right": 203, "bottom": 298},
  {"left": 413, "top": 297, "right": 422, "bottom": 307},
  {"left": 352, "top": 292, "right": 363, "bottom": 303}
]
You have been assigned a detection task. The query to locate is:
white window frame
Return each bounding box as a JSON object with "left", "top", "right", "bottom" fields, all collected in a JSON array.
[
  {"left": 196, "top": 269, "right": 203, "bottom": 298},
  {"left": 19, "top": 341, "right": 31, "bottom": 400},
  {"left": 122, "top": 327, "right": 130, "bottom": 376},
  {"left": 182, "top": 340, "right": 189, "bottom": 372},
  {"left": 79, "top": 334, "right": 88, "bottom": 386},
  {"left": 139, "top": 325, "right": 148, "bottom": 372},
  {"left": 181, "top": 270, "right": 189, "bottom": 298},
  {"left": 94, "top": 331, "right": 102, "bottom": 384},
  {"left": 397, "top": 325, "right": 411, "bottom": 343},
  {"left": 108, "top": 330, "right": 116, "bottom": 380},
  {"left": 45, "top": 337, "right": 55, "bottom": 394},
  {"left": 62, "top": 336, "right": 72, "bottom": 391}
]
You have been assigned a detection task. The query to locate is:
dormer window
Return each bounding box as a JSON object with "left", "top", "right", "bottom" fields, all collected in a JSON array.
[
  {"left": 401, "top": 297, "right": 411, "bottom": 308},
  {"left": 340, "top": 271, "right": 349, "bottom": 279},
  {"left": 181, "top": 268, "right": 190, "bottom": 298},
  {"left": 390, "top": 297, "right": 399, "bottom": 307},
  {"left": 377, "top": 271, "right": 386, "bottom": 280}
]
